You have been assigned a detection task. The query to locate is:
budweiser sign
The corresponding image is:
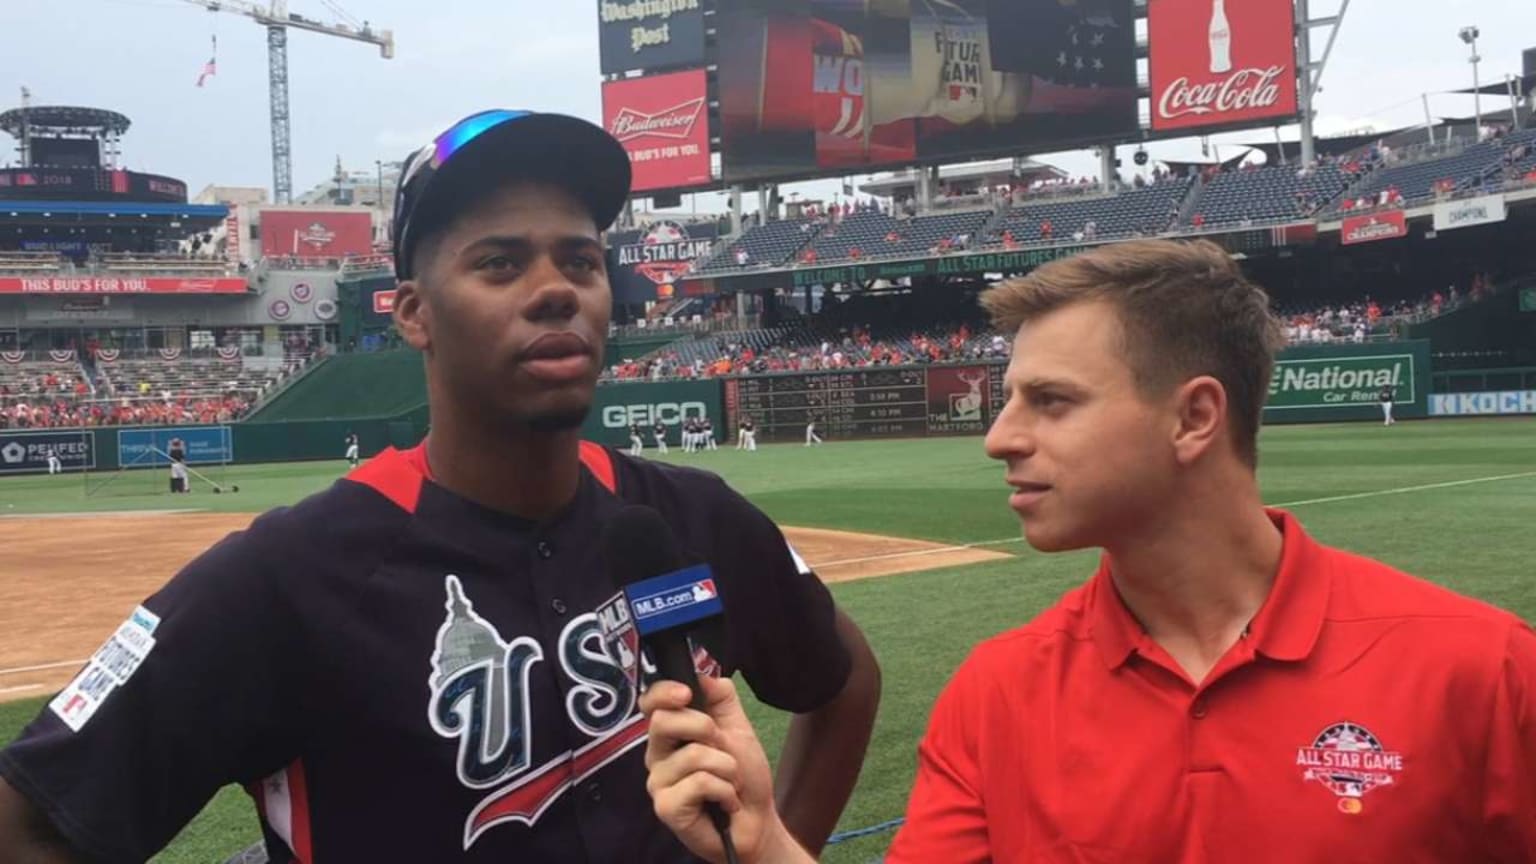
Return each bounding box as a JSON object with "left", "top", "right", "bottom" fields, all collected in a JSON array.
[
  {"left": 1158, "top": 66, "right": 1285, "bottom": 121},
  {"left": 0, "top": 277, "right": 250, "bottom": 295},
  {"left": 1148, "top": 0, "right": 1298, "bottom": 131},
  {"left": 610, "top": 97, "right": 705, "bottom": 142},
  {"left": 602, "top": 69, "right": 712, "bottom": 192}
]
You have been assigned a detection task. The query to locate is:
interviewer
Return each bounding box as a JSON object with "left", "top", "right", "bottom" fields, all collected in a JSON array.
[{"left": 642, "top": 239, "right": 1536, "bottom": 864}]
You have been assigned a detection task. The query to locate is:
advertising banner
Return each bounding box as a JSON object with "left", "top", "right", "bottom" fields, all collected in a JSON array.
[
  {"left": 582, "top": 378, "right": 723, "bottom": 447},
  {"left": 610, "top": 220, "right": 719, "bottom": 304},
  {"left": 1147, "top": 0, "right": 1298, "bottom": 131},
  {"left": 372, "top": 289, "right": 397, "bottom": 315},
  {"left": 1429, "top": 391, "right": 1536, "bottom": 416},
  {"left": 0, "top": 430, "right": 95, "bottom": 474},
  {"left": 1340, "top": 211, "right": 1407, "bottom": 245},
  {"left": 0, "top": 277, "right": 248, "bottom": 294},
  {"left": 925, "top": 365, "right": 993, "bottom": 435},
  {"left": 259, "top": 210, "right": 375, "bottom": 259},
  {"left": 602, "top": 70, "right": 712, "bottom": 193},
  {"left": 1264, "top": 342, "right": 1431, "bottom": 423},
  {"left": 1431, "top": 194, "right": 1507, "bottom": 232},
  {"left": 118, "top": 426, "right": 233, "bottom": 467},
  {"left": 597, "top": 0, "right": 706, "bottom": 74},
  {"left": 0, "top": 168, "right": 186, "bottom": 203},
  {"left": 718, "top": 0, "right": 1137, "bottom": 182},
  {"left": 1521, "top": 287, "right": 1536, "bottom": 312}
]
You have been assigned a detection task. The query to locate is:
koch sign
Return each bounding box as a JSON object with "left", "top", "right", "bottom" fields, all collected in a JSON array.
[{"left": 1430, "top": 391, "right": 1536, "bottom": 416}]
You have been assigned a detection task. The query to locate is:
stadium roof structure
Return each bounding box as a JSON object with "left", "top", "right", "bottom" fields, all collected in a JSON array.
[
  {"left": 0, "top": 106, "right": 131, "bottom": 139},
  {"left": 859, "top": 158, "right": 1067, "bottom": 197},
  {"left": 0, "top": 200, "right": 228, "bottom": 229}
]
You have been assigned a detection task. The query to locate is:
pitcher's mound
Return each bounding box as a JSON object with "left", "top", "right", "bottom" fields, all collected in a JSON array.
[{"left": 782, "top": 526, "right": 1013, "bottom": 584}]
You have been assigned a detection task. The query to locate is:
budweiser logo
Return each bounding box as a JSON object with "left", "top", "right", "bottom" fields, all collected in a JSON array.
[
  {"left": 1157, "top": 66, "right": 1285, "bottom": 120},
  {"left": 609, "top": 97, "right": 705, "bottom": 142}
]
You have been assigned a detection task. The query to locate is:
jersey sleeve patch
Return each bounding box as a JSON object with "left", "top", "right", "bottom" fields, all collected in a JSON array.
[
  {"left": 48, "top": 606, "right": 159, "bottom": 733},
  {"left": 787, "top": 541, "right": 814, "bottom": 576}
]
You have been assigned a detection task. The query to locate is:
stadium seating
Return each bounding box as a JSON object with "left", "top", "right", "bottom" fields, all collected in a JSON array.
[
  {"left": 693, "top": 219, "right": 820, "bottom": 272},
  {"left": 0, "top": 252, "right": 64, "bottom": 274},
  {"left": 807, "top": 209, "right": 995, "bottom": 263},
  {"left": 0, "top": 352, "right": 304, "bottom": 428},
  {"left": 984, "top": 177, "right": 1196, "bottom": 246},
  {"left": 1193, "top": 163, "right": 1350, "bottom": 226},
  {"left": 1331, "top": 132, "right": 1536, "bottom": 210},
  {"left": 96, "top": 253, "right": 232, "bottom": 276}
]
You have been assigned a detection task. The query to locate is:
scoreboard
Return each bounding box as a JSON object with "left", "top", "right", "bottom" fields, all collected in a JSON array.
[{"left": 723, "top": 364, "right": 1007, "bottom": 442}]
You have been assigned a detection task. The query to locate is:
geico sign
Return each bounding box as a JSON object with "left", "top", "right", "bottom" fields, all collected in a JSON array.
[{"left": 603, "top": 402, "right": 706, "bottom": 427}]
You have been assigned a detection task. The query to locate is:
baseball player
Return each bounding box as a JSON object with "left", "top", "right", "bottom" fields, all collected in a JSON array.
[
  {"left": 45, "top": 447, "right": 61, "bottom": 475},
  {"left": 651, "top": 419, "right": 668, "bottom": 454},
  {"left": 701, "top": 417, "right": 718, "bottom": 451},
  {"left": 738, "top": 416, "right": 757, "bottom": 452},
  {"left": 680, "top": 417, "right": 695, "bottom": 453},
  {"left": 1379, "top": 383, "right": 1395, "bottom": 426},
  {"left": 804, "top": 415, "right": 823, "bottom": 446},
  {"left": 344, "top": 431, "right": 361, "bottom": 467},
  {"left": 628, "top": 422, "right": 644, "bottom": 456},
  {"left": 0, "top": 110, "right": 880, "bottom": 863}
]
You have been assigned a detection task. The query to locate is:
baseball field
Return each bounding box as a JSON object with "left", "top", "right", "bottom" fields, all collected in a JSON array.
[{"left": 1, "top": 417, "right": 1533, "bottom": 863}]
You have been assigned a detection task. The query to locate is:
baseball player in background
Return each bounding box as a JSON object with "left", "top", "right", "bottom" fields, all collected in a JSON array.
[
  {"left": 652, "top": 420, "right": 668, "bottom": 454},
  {"left": 738, "top": 417, "right": 757, "bottom": 451},
  {"left": 805, "top": 416, "right": 823, "bottom": 447},
  {"left": 0, "top": 110, "right": 880, "bottom": 863},
  {"left": 1379, "top": 383, "right": 1396, "bottom": 426},
  {"left": 45, "top": 448, "right": 61, "bottom": 475},
  {"left": 344, "top": 431, "right": 361, "bottom": 467},
  {"left": 681, "top": 417, "right": 697, "bottom": 453},
  {"left": 702, "top": 417, "right": 718, "bottom": 451},
  {"left": 628, "top": 422, "right": 644, "bottom": 456}
]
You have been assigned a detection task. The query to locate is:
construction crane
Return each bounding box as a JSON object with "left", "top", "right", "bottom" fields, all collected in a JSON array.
[{"left": 181, "top": 0, "right": 394, "bottom": 204}]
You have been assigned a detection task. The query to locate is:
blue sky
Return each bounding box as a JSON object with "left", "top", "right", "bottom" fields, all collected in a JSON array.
[{"left": 1, "top": 0, "right": 1530, "bottom": 211}]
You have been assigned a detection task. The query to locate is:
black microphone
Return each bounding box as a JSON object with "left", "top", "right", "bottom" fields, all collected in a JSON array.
[{"left": 597, "top": 505, "right": 738, "bottom": 864}]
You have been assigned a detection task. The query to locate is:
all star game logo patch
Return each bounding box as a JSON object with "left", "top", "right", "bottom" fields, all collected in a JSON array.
[{"left": 1295, "top": 722, "right": 1404, "bottom": 813}]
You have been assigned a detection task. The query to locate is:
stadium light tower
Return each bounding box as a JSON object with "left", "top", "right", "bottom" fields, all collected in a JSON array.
[
  {"left": 180, "top": 0, "right": 394, "bottom": 204},
  {"left": 1459, "top": 26, "right": 1482, "bottom": 134}
]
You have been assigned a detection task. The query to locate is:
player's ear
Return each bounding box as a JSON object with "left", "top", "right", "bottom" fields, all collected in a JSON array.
[{"left": 393, "top": 280, "right": 430, "bottom": 352}]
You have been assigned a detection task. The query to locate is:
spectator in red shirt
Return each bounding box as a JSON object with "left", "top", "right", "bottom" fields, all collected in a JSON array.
[{"left": 640, "top": 239, "right": 1536, "bottom": 864}]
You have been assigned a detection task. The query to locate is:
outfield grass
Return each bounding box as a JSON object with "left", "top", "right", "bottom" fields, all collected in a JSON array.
[{"left": 2, "top": 418, "right": 1533, "bottom": 863}]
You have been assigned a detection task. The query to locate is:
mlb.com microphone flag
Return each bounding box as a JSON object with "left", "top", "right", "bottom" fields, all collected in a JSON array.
[{"left": 597, "top": 564, "right": 722, "bottom": 692}]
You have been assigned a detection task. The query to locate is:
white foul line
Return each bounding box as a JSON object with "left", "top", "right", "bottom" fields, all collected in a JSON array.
[
  {"left": 0, "top": 659, "right": 87, "bottom": 677},
  {"left": 0, "top": 684, "right": 43, "bottom": 695},
  {"left": 1268, "top": 470, "right": 1536, "bottom": 508}
]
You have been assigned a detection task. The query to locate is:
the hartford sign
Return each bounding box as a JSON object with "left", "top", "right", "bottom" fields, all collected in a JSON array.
[{"left": 0, "top": 277, "right": 249, "bottom": 295}]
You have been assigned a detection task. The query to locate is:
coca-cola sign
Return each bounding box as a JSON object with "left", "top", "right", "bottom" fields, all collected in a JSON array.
[
  {"left": 602, "top": 69, "right": 712, "bottom": 193},
  {"left": 1148, "top": 0, "right": 1298, "bottom": 131}
]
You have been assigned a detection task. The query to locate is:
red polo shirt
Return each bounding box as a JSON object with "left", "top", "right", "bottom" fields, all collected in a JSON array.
[{"left": 888, "top": 510, "right": 1536, "bottom": 863}]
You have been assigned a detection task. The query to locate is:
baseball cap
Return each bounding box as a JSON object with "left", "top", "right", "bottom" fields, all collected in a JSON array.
[{"left": 391, "top": 109, "right": 632, "bottom": 280}]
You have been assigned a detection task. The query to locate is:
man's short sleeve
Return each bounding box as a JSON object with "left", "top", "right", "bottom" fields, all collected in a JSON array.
[
  {"left": 0, "top": 520, "right": 298, "bottom": 862},
  {"left": 1484, "top": 620, "right": 1536, "bottom": 862},
  {"left": 702, "top": 479, "right": 850, "bottom": 714},
  {"left": 886, "top": 653, "right": 991, "bottom": 864}
]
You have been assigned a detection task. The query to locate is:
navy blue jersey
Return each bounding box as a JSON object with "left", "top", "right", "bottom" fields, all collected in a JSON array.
[{"left": 1, "top": 443, "right": 849, "bottom": 862}]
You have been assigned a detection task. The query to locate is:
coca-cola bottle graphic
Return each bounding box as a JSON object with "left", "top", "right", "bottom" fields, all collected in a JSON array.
[{"left": 1208, "top": 0, "right": 1232, "bottom": 74}]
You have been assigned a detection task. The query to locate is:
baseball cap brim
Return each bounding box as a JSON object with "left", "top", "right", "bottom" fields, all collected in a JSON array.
[{"left": 394, "top": 112, "right": 631, "bottom": 279}]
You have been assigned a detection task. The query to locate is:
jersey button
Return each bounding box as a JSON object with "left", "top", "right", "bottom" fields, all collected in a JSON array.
[
  {"left": 536, "top": 541, "right": 553, "bottom": 559},
  {"left": 1191, "top": 697, "right": 1209, "bottom": 719},
  {"left": 551, "top": 598, "right": 568, "bottom": 615},
  {"left": 587, "top": 781, "right": 602, "bottom": 804}
]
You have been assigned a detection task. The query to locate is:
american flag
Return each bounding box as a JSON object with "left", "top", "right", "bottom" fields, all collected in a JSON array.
[
  {"left": 987, "top": 0, "right": 1136, "bottom": 110},
  {"left": 196, "top": 57, "right": 217, "bottom": 88}
]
